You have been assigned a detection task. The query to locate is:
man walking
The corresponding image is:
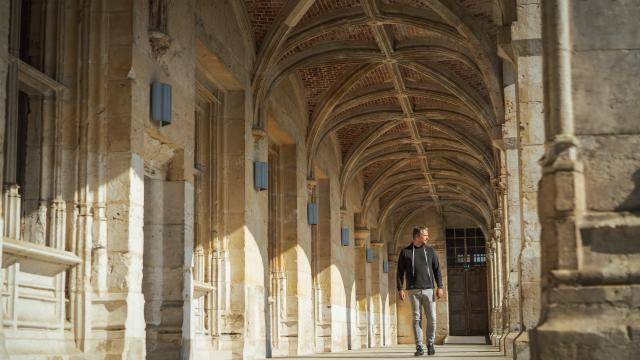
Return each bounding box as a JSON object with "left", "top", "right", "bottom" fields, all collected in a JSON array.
[{"left": 397, "top": 226, "right": 444, "bottom": 356}]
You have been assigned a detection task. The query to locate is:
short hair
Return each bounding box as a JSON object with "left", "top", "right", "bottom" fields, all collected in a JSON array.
[{"left": 413, "top": 226, "right": 428, "bottom": 238}]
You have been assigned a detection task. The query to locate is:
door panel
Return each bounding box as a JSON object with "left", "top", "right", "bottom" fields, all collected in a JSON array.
[
  {"left": 467, "top": 268, "right": 488, "bottom": 335},
  {"left": 447, "top": 268, "right": 488, "bottom": 335},
  {"left": 448, "top": 269, "right": 467, "bottom": 335}
]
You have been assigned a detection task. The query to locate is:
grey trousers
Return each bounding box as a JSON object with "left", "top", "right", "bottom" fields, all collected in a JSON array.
[{"left": 409, "top": 288, "right": 436, "bottom": 346}]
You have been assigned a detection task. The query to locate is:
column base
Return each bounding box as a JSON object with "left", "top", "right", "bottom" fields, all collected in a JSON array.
[
  {"left": 513, "top": 331, "right": 530, "bottom": 359},
  {"left": 490, "top": 329, "right": 504, "bottom": 348},
  {"left": 531, "top": 311, "right": 640, "bottom": 360},
  {"left": 502, "top": 330, "right": 519, "bottom": 357}
]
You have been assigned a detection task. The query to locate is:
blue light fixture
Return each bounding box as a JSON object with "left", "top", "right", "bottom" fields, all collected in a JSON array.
[
  {"left": 151, "top": 81, "right": 172, "bottom": 126},
  {"left": 308, "top": 202, "right": 318, "bottom": 225},
  {"left": 341, "top": 228, "right": 349, "bottom": 246},
  {"left": 254, "top": 161, "right": 268, "bottom": 191},
  {"left": 366, "top": 247, "right": 374, "bottom": 263}
]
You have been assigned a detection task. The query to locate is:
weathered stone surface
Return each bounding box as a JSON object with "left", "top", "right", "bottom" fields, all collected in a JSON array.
[{"left": 0, "top": 0, "right": 635, "bottom": 359}]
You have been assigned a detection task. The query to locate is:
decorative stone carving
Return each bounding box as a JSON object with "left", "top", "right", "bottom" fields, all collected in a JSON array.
[
  {"left": 370, "top": 240, "right": 384, "bottom": 248},
  {"left": 354, "top": 227, "right": 369, "bottom": 248},
  {"left": 149, "top": 30, "right": 172, "bottom": 58}
]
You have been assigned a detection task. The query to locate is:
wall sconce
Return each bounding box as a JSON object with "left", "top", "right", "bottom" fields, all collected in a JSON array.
[
  {"left": 341, "top": 228, "right": 349, "bottom": 246},
  {"left": 366, "top": 247, "right": 374, "bottom": 263},
  {"left": 308, "top": 202, "right": 318, "bottom": 225},
  {"left": 254, "top": 161, "right": 268, "bottom": 191},
  {"left": 151, "top": 81, "right": 172, "bottom": 126}
]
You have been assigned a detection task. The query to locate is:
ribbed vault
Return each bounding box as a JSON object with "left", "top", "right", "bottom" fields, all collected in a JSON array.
[{"left": 247, "top": 0, "right": 504, "bottom": 252}]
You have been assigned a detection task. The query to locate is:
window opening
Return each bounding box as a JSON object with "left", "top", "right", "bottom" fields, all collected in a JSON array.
[{"left": 446, "top": 228, "right": 486, "bottom": 268}]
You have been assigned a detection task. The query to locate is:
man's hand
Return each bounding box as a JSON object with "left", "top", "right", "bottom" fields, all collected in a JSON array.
[
  {"left": 399, "top": 289, "right": 406, "bottom": 302},
  {"left": 436, "top": 288, "right": 444, "bottom": 300}
]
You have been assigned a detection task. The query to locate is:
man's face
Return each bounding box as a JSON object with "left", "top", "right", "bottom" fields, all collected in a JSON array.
[{"left": 415, "top": 229, "right": 429, "bottom": 245}]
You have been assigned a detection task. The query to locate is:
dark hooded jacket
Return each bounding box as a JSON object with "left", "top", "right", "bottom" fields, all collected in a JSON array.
[{"left": 396, "top": 243, "right": 443, "bottom": 291}]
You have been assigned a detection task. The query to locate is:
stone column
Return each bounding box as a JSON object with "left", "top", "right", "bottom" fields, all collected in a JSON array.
[
  {"left": 370, "top": 241, "right": 385, "bottom": 347},
  {"left": 223, "top": 91, "right": 267, "bottom": 358},
  {"left": 532, "top": 1, "right": 640, "bottom": 359},
  {"left": 378, "top": 244, "right": 391, "bottom": 347},
  {"left": 353, "top": 223, "right": 370, "bottom": 349},
  {"left": 315, "top": 178, "right": 333, "bottom": 351},
  {"left": 490, "top": 223, "right": 505, "bottom": 347},
  {"left": 488, "top": 238, "right": 499, "bottom": 345},
  {"left": 279, "top": 143, "right": 314, "bottom": 355},
  {"left": 99, "top": 2, "right": 146, "bottom": 356},
  {"left": 142, "top": 180, "right": 194, "bottom": 359},
  {"left": 512, "top": 1, "right": 544, "bottom": 357},
  {"left": 331, "top": 206, "right": 352, "bottom": 352},
  {"left": 387, "top": 255, "right": 398, "bottom": 345},
  {"left": 501, "top": 61, "right": 524, "bottom": 356}
]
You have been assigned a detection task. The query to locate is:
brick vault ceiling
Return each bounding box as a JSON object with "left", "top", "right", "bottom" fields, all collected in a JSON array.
[{"left": 246, "top": 0, "right": 505, "bottom": 233}]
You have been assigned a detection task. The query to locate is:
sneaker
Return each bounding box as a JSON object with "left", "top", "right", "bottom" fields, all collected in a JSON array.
[
  {"left": 427, "top": 342, "right": 435, "bottom": 355},
  {"left": 414, "top": 344, "right": 425, "bottom": 356}
]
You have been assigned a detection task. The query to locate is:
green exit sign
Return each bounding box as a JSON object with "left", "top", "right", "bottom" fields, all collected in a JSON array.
[{"left": 464, "top": 263, "right": 471, "bottom": 269}]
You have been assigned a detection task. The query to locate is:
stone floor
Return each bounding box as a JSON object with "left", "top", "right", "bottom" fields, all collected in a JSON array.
[{"left": 277, "top": 342, "right": 506, "bottom": 359}]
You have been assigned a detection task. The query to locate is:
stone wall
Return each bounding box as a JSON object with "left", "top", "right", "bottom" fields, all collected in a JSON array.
[
  {"left": 0, "top": 1, "right": 508, "bottom": 357},
  {"left": 2, "top": 1, "right": 635, "bottom": 359},
  {"left": 532, "top": 1, "right": 640, "bottom": 359}
]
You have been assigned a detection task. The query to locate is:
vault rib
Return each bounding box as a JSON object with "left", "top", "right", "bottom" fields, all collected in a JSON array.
[{"left": 362, "top": 0, "right": 441, "bottom": 213}]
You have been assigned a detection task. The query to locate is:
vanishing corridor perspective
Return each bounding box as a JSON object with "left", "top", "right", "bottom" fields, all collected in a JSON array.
[{"left": 0, "top": 0, "right": 638, "bottom": 359}]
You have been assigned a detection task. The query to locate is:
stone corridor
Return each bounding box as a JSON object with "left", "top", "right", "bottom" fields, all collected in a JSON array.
[{"left": 0, "top": 0, "right": 638, "bottom": 359}]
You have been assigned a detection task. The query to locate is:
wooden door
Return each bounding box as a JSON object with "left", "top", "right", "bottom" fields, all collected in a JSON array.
[
  {"left": 466, "top": 267, "right": 488, "bottom": 335},
  {"left": 448, "top": 267, "right": 488, "bottom": 335},
  {"left": 448, "top": 268, "right": 467, "bottom": 335}
]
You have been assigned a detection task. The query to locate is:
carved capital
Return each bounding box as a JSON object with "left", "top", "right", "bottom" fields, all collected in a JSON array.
[
  {"left": 148, "top": 30, "right": 172, "bottom": 59},
  {"left": 340, "top": 207, "right": 349, "bottom": 222},
  {"left": 354, "top": 226, "right": 369, "bottom": 248},
  {"left": 251, "top": 127, "right": 267, "bottom": 141},
  {"left": 371, "top": 240, "right": 384, "bottom": 248}
]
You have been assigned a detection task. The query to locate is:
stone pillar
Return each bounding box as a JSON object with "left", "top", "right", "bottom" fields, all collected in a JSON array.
[
  {"left": 387, "top": 255, "right": 398, "bottom": 345},
  {"left": 378, "top": 245, "right": 391, "bottom": 347},
  {"left": 353, "top": 223, "right": 370, "bottom": 349},
  {"left": 331, "top": 206, "right": 351, "bottom": 352},
  {"left": 98, "top": 2, "right": 146, "bottom": 356},
  {"left": 532, "top": 1, "right": 640, "bottom": 359},
  {"left": 395, "top": 243, "right": 415, "bottom": 345},
  {"left": 512, "top": 1, "right": 544, "bottom": 357},
  {"left": 501, "top": 61, "right": 524, "bottom": 356},
  {"left": 142, "top": 180, "right": 194, "bottom": 359},
  {"left": 315, "top": 178, "right": 333, "bottom": 351},
  {"left": 223, "top": 91, "right": 267, "bottom": 358},
  {"left": 490, "top": 224, "right": 505, "bottom": 347},
  {"left": 0, "top": 0, "right": 10, "bottom": 355},
  {"left": 103, "top": 120, "right": 146, "bottom": 359},
  {"left": 279, "top": 143, "right": 314, "bottom": 355},
  {"left": 488, "top": 238, "right": 499, "bottom": 345},
  {"left": 370, "top": 241, "right": 384, "bottom": 347}
]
